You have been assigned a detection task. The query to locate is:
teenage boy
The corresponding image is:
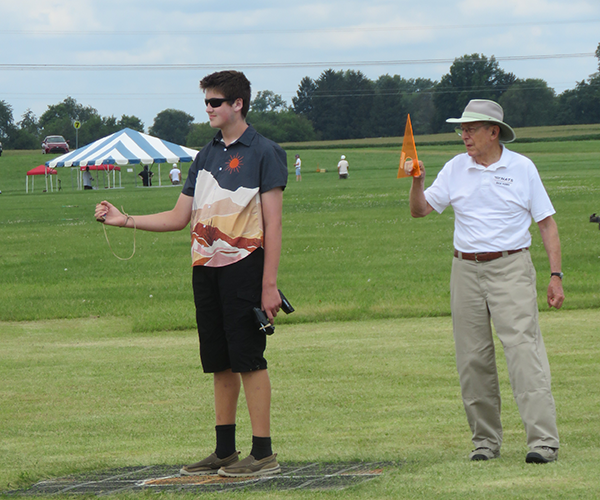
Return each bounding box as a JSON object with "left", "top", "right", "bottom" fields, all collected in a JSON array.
[{"left": 95, "top": 70, "right": 288, "bottom": 477}]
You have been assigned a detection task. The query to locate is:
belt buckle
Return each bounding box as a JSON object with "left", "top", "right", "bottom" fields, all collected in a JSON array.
[{"left": 474, "top": 253, "right": 481, "bottom": 263}]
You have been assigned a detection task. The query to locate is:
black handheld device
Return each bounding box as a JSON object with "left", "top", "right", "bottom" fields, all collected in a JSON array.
[
  {"left": 253, "top": 290, "right": 294, "bottom": 335},
  {"left": 278, "top": 290, "right": 295, "bottom": 314},
  {"left": 253, "top": 307, "right": 275, "bottom": 335}
]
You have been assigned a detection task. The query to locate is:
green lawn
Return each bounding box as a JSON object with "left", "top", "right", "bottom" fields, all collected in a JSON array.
[
  {"left": 1, "top": 311, "right": 599, "bottom": 499},
  {"left": 1, "top": 129, "right": 599, "bottom": 498},
  {"left": 1, "top": 137, "right": 599, "bottom": 329}
]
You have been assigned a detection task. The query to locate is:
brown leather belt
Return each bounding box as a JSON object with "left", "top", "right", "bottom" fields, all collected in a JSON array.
[{"left": 454, "top": 248, "right": 528, "bottom": 262}]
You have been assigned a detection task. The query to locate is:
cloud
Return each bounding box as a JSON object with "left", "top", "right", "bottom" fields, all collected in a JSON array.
[
  {"left": 457, "top": 0, "right": 596, "bottom": 18},
  {"left": 1, "top": 0, "right": 599, "bottom": 129},
  {"left": 4, "top": 0, "right": 102, "bottom": 31}
]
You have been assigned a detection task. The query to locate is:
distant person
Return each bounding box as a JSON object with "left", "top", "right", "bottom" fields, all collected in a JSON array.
[
  {"left": 170, "top": 163, "right": 182, "bottom": 185},
  {"left": 407, "top": 99, "right": 563, "bottom": 464},
  {"left": 82, "top": 166, "right": 94, "bottom": 190},
  {"left": 139, "top": 165, "right": 153, "bottom": 187},
  {"left": 294, "top": 154, "right": 301, "bottom": 181},
  {"left": 95, "top": 70, "right": 287, "bottom": 478},
  {"left": 337, "top": 155, "right": 349, "bottom": 179}
]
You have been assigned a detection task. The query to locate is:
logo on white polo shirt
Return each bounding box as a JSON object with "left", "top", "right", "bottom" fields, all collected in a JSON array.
[{"left": 494, "top": 175, "right": 513, "bottom": 187}]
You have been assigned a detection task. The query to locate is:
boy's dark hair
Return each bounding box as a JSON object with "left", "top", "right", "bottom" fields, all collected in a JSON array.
[{"left": 200, "top": 70, "right": 251, "bottom": 118}]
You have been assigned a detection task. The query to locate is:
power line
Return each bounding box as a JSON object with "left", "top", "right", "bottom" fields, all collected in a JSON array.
[{"left": 0, "top": 53, "right": 594, "bottom": 72}]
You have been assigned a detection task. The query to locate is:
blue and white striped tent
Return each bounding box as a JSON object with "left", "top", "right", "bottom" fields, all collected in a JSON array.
[{"left": 46, "top": 128, "right": 198, "bottom": 168}]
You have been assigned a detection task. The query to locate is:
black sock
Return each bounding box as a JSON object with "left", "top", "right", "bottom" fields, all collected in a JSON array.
[
  {"left": 250, "top": 435, "right": 272, "bottom": 460},
  {"left": 215, "top": 424, "right": 236, "bottom": 459}
]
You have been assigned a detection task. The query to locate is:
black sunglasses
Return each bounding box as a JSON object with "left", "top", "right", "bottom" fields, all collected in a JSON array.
[{"left": 205, "top": 97, "right": 233, "bottom": 108}]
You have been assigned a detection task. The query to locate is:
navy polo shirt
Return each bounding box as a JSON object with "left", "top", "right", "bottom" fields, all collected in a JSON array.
[{"left": 182, "top": 125, "right": 288, "bottom": 267}]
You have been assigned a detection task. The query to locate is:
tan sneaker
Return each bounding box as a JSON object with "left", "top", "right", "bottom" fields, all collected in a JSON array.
[
  {"left": 218, "top": 453, "right": 281, "bottom": 477},
  {"left": 526, "top": 446, "right": 558, "bottom": 464},
  {"left": 180, "top": 451, "right": 240, "bottom": 476},
  {"left": 469, "top": 447, "right": 500, "bottom": 461}
]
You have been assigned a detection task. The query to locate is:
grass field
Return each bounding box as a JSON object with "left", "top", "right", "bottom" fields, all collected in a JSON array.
[
  {"left": 1, "top": 126, "right": 600, "bottom": 498},
  {"left": 1, "top": 131, "right": 599, "bottom": 329},
  {"left": 1, "top": 311, "right": 599, "bottom": 499}
]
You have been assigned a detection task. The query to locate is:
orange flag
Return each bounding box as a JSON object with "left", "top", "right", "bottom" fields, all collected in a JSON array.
[{"left": 397, "top": 114, "right": 421, "bottom": 178}]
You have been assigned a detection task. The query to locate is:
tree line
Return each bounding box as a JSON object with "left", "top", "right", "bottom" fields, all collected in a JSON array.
[
  {"left": 0, "top": 97, "right": 145, "bottom": 151},
  {"left": 1, "top": 45, "right": 599, "bottom": 150},
  {"left": 293, "top": 45, "right": 600, "bottom": 140}
]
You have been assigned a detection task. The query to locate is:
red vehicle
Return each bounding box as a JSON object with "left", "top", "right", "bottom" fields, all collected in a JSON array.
[{"left": 42, "top": 135, "right": 69, "bottom": 154}]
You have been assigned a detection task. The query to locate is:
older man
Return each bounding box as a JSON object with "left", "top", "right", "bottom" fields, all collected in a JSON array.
[{"left": 408, "top": 99, "right": 564, "bottom": 464}]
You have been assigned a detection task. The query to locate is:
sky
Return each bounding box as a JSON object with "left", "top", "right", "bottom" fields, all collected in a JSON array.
[{"left": 2, "top": 0, "right": 599, "bottom": 132}]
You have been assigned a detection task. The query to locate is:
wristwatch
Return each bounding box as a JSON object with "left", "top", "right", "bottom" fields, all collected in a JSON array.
[{"left": 550, "top": 272, "right": 564, "bottom": 280}]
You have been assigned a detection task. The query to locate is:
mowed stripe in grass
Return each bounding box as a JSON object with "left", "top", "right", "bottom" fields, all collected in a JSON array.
[
  {"left": 1, "top": 309, "right": 599, "bottom": 498},
  {"left": 1, "top": 136, "right": 599, "bottom": 330}
]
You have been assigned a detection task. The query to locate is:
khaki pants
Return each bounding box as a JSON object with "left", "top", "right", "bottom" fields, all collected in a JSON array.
[{"left": 450, "top": 250, "right": 559, "bottom": 451}]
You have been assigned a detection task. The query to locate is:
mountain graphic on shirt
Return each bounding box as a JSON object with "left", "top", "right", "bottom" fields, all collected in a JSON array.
[{"left": 191, "top": 169, "right": 263, "bottom": 267}]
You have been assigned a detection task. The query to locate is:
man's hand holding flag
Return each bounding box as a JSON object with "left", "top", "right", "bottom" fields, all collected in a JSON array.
[{"left": 397, "top": 114, "right": 421, "bottom": 178}]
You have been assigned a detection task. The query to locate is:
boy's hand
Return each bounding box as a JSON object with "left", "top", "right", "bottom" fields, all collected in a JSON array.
[
  {"left": 95, "top": 200, "right": 127, "bottom": 227},
  {"left": 261, "top": 284, "right": 281, "bottom": 323}
]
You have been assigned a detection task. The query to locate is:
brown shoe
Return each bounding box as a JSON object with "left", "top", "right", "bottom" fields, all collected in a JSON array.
[
  {"left": 180, "top": 451, "right": 240, "bottom": 476},
  {"left": 218, "top": 453, "right": 280, "bottom": 477},
  {"left": 469, "top": 447, "right": 500, "bottom": 461},
  {"left": 526, "top": 446, "right": 558, "bottom": 464}
]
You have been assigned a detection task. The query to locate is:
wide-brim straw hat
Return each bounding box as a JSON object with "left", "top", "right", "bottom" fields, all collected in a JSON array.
[{"left": 446, "top": 99, "right": 516, "bottom": 143}]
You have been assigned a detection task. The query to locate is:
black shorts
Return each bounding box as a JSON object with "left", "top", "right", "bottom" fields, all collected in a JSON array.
[{"left": 192, "top": 248, "right": 267, "bottom": 374}]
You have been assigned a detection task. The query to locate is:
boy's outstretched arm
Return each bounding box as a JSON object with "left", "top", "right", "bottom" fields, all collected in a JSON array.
[{"left": 95, "top": 193, "right": 193, "bottom": 232}]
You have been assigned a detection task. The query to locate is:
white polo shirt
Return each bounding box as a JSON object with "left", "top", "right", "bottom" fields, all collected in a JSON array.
[{"left": 424, "top": 146, "right": 555, "bottom": 253}]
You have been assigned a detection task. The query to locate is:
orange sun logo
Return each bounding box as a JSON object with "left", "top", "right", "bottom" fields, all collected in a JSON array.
[{"left": 226, "top": 154, "right": 243, "bottom": 173}]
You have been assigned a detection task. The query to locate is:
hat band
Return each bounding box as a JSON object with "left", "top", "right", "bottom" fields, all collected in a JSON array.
[{"left": 452, "top": 111, "right": 503, "bottom": 123}]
